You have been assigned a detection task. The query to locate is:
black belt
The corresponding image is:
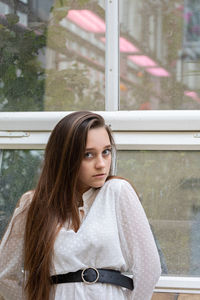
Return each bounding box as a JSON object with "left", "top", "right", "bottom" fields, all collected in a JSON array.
[{"left": 50, "top": 267, "right": 134, "bottom": 291}]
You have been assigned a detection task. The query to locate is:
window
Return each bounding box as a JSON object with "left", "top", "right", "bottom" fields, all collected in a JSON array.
[
  {"left": 1, "top": 0, "right": 200, "bottom": 296},
  {"left": 119, "top": 0, "right": 200, "bottom": 110},
  {"left": 0, "top": 0, "right": 106, "bottom": 111}
]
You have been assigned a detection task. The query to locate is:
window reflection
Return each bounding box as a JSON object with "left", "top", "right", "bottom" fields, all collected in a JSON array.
[
  {"left": 119, "top": 0, "right": 200, "bottom": 110},
  {"left": 0, "top": 0, "right": 105, "bottom": 111},
  {"left": 0, "top": 150, "right": 43, "bottom": 237},
  {"left": 117, "top": 150, "right": 200, "bottom": 276},
  {"left": 190, "top": 204, "right": 200, "bottom": 275},
  {"left": 1, "top": 0, "right": 200, "bottom": 111},
  {"left": 45, "top": 2, "right": 105, "bottom": 110}
]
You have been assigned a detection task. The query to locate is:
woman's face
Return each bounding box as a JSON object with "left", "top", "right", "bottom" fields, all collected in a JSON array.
[{"left": 77, "top": 127, "right": 112, "bottom": 193}]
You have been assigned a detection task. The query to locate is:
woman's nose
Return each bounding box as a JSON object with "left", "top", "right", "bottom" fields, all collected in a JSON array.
[{"left": 95, "top": 155, "right": 105, "bottom": 168}]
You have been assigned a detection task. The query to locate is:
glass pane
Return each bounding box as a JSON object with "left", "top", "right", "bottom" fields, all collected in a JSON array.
[
  {"left": 0, "top": 0, "right": 105, "bottom": 111},
  {"left": 117, "top": 150, "right": 200, "bottom": 276},
  {"left": 119, "top": 0, "right": 200, "bottom": 110},
  {"left": 0, "top": 150, "right": 44, "bottom": 238}
]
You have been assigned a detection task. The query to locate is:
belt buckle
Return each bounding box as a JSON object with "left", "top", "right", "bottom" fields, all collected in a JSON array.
[{"left": 81, "top": 267, "right": 99, "bottom": 284}]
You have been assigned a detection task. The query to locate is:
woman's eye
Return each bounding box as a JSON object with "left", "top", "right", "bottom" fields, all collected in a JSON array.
[
  {"left": 103, "top": 149, "right": 112, "bottom": 156},
  {"left": 84, "top": 152, "right": 93, "bottom": 158}
]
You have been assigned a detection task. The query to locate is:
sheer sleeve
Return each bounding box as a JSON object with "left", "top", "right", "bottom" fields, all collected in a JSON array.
[
  {"left": 0, "top": 192, "right": 32, "bottom": 300},
  {"left": 116, "top": 180, "right": 161, "bottom": 300}
]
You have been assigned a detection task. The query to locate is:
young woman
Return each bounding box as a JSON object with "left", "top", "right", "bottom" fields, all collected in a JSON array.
[{"left": 0, "top": 111, "right": 161, "bottom": 300}]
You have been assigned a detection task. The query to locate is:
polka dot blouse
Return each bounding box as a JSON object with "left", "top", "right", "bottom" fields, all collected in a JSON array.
[{"left": 0, "top": 178, "right": 161, "bottom": 300}]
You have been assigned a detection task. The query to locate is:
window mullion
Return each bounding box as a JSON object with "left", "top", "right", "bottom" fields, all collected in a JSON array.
[{"left": 105, "top": 0, "right": 119, "bottom": 111}]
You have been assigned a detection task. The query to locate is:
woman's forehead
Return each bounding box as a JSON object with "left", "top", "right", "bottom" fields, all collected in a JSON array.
[{"left": 86, "top": 127, "right": 111, "bottom": 148}]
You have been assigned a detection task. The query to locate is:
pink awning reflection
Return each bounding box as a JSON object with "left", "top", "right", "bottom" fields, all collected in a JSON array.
[
  {"left": 128, "top": 55, "right": 157, "bottom": 67},
  {"left": 184, "top": 91, "right": 200, "bottom": 102},
  {"left": 146, "top": 68, "right": 170, "bottom": 77},
  {"left": 120, "top": 37, "right": 139, "bottom": 52},
  {"left": 100, "top": 37, "right": 139, "bottom": 53},
  {"left": 67, "top": 10, "right": 105, "bottom": 33}
]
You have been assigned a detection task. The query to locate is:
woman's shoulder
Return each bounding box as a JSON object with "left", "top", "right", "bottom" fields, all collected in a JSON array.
[
  {"left": 3, "top": 191, "right": 35, "bottom": 238},
  {"left": 103, "top": 176, "right": 139, "bottom": 200},
  {"left": 15, "top": 190, "right": 34, "bottom": 213},
  {"left": 104, "top": 176, "right": 133, "bottom": 192}
]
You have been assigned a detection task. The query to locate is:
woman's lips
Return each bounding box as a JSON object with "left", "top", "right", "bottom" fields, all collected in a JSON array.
[{"left": 93, "top": 173, "right": 106, "bottom": 178}]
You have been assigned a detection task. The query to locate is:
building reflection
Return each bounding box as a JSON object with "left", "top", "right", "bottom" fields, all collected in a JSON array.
[{"left": 0, "top": 0, "right": 200, "bottom": 110}]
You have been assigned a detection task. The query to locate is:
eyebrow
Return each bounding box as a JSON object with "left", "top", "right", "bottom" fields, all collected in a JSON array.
[{"left": 85, "top": 145, "right": 112, "bottom": 151}]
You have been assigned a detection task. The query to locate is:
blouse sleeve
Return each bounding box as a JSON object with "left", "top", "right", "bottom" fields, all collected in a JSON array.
[
  {"left": 115, "top": 180, "right": 161, "bottom": 300},
  {"left": 0, "top": 192, "right": 32, "bottom": 300}
]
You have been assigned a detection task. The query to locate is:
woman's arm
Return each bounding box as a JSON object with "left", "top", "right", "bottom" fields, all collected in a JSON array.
[
  {"left": 0, "top": 192, "right": 32, "bottom": 300},
  {"left": 116, "top": 180, "right": 161, "bottom": 300}
]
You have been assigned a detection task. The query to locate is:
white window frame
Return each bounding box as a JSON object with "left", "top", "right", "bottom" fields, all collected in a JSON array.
[
  {"left": 1, "top": 111, "right": 200, "bottom": 150},
  {"left": 105, "top": 0, "right": 119, "bottom": 110}
]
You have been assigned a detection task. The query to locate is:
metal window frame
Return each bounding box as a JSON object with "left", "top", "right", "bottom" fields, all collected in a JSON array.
[
  {"left": 1, "top": 111, "right": 200, "bottom": 150},
  {"left": 1, "top": 111, "right": 200, "bottom": 130},
  {"left": 105, "top": 0, "right": 119, "bottom": 110},
  {"left": 156, "top": 277, "right": 200, "bottom": 294}
]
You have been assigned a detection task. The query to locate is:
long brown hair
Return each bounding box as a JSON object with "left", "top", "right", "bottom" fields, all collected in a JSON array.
[{"left": 24, "top": 111, "right": 115, "bottom": 300}]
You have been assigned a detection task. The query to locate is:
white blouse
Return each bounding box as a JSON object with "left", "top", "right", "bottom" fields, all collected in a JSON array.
[{"left": 0, "top": 178, "right": 161, "bottom": 300}]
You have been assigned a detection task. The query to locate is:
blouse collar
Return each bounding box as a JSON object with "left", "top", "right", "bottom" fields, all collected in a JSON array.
[
  {"left": 81, "top": 187, "right": 98, "bottom": 214},
  {"left": 82, "top": 187, "right": 94, "bottom": 202}
]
